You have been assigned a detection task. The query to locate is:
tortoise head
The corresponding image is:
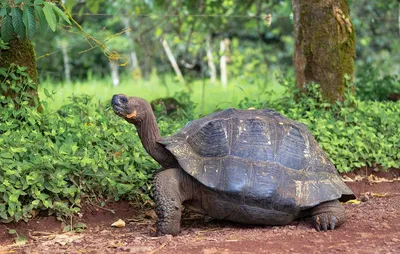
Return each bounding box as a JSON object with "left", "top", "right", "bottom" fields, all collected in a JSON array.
[{"left": 111, "top": 94, "right": 151, "bottom": 124}]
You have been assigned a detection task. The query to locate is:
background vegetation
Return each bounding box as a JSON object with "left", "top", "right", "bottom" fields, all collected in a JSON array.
[{"left": 1, "top": 0, "right": 399, "bottom": 223}]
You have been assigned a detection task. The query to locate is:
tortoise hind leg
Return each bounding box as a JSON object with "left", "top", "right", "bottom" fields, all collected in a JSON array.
[
  {"left": 153, "top": 168, "right": 192, "bottom": 236},
  {"left": 308, "top": 200, "right": 346, "bottom": 232}
]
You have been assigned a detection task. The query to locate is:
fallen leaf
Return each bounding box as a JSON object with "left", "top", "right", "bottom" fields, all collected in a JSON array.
[
  {"left": 345, "top": 199, "right": 361, "bottom": 205},
  {"left": 111, "top": 219, "right": 126, "bottom": 228},
  {"left": 14, "top": 235, "right": 28, "bottom": 246},
  {"left": 341, "top": 175, "right": 354, "bottom": 182},
  {"left": 371, "top": 193, "right": 388, "bottom": 197},
  {"left": 43, "top": 233, "right": 81, "bottom": 246}
]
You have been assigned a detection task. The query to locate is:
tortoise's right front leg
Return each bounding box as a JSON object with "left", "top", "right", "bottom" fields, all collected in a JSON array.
[{"left": 153, "top": 168, "right": 190, "bottom": 236}]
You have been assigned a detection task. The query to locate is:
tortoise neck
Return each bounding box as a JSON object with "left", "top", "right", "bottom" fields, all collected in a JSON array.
[{"left": 135, "top": 109, "right": 179, "bottom": 169}]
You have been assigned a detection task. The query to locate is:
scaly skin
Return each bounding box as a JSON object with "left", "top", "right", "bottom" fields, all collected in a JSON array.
[
  {"left": 153, "top": 168, "right": 194, "bottom": 236},
  {"left": 308, "top": 200, "right": 346, "bottom": 231}
]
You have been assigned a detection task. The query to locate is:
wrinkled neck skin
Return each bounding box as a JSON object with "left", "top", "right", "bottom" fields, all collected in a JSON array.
[{"left": 134, "top": 111, "right": 179, "bottom": 169}]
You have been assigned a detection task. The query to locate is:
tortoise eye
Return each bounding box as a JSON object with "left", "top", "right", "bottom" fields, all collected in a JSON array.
[{"left": 120, "top": 97, "right": 128, "bottom": 104}]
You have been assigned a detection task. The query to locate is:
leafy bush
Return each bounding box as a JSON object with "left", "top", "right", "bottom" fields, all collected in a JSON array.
[
  {"left": 355, "top": 63, "right": 400, "bottom": 101},
  {"left": 0, "top": 65, "right": 187, "bottom": 222},
  {"left": 239, "top": 82, "right": 400, "bottom": 173}
]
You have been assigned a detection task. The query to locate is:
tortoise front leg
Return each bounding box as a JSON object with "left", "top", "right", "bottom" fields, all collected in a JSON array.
[
  {"left": 309, "top": 200, "right": 346, "bottom": 231},
  {"left": 153, "top": 168, "right": 192, "bottom": 236}
]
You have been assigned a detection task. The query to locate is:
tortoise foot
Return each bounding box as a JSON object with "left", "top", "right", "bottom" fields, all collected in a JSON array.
[
  {"left": 312, "top": 214, "right": 338, "bottom": 231},
  {"left": 309, "top": 200, "right": 346, "bottom": 232}
]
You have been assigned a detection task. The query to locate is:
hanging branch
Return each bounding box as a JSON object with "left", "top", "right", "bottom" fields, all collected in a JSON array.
[{"left": 61, "top": 4, "right": 128, "bottom": 66}]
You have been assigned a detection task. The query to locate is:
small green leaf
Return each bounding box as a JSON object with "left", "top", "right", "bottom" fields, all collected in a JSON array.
[
  {"left": 0, "top": 68, "right": 7, "bottom": 77},
  {"left": 14, "top": 235, "right": 28, "bottom": 245},
  {"left": 43, "top": 2, "right": 57, "bottom": 32},
  {"left": 44, "top": 88, "right": 50, "bottom": 98},
  {"left": 0, "top": 210, "right": 8, "bottom": 220},
  {"left": 51, "top": 5, "right": 71, "bottom": 25},
  {"left": 32, "top": 200, "right": 40, "bottom": 206},
  {"left": 74, "top": 222, "right": 87, "bottom": 229},
  {"left": 0, "top": 152, "right": 13, "bottom": 159},
  {"left": 23, "top": 5, "right": 36, "bottom": 38},
  {"left": 63, "top": 225, "right": 72, "bottom": 232},
  {"left": 1, "top": 13, "right": 14, "bottom": 42}
]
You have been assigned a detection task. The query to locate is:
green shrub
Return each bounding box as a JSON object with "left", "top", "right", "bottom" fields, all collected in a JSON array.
[
  {"left": 0, "top": 65, "right": 187, "bottom": 222},
  {"left": 355, "top": 63, "right": 400, "bottom": 101}
]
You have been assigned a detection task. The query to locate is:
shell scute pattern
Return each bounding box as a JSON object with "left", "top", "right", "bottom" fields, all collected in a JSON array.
[{"left": 161, "top": 108, "right": 354, "bottom": 207}]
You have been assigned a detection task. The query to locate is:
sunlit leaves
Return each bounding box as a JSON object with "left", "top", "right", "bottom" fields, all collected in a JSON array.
[
  {"left": 51, "top": 4, "right": 71, "bottom": 25},
  {"left": 0, "top": 1, "right": 70, "bottom": 41},
  {"left": 42, "top": 2, "right": 57, "bottom": 32},
  {"left": 34, "top": 5, "right": 47, "bottom": 34}
]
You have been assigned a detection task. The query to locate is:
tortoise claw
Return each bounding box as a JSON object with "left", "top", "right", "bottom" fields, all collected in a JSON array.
[
  {"left": 312, "top": 215, "right": 321, "bottom": 232},
  {"left": 312, "top": 214, "right": 338, "bottom": 232},
  {"left": 321, "top": 222, "right": 328, "bottom": 232},
  {"left": 330, "top": 216, "right": 338, "bottom": 230}
]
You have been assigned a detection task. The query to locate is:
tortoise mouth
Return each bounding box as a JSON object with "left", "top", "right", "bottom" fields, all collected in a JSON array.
[
  {"left": 112, "top": 105, "right": 137, "bottom": 119},
  {"left": 112, "top": 105, "right": 126, "bottom": 117}
]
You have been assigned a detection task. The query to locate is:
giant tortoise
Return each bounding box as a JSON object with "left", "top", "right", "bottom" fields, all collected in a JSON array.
[{"left": 111, "top": 94, "right": 355, "bottom": 236}]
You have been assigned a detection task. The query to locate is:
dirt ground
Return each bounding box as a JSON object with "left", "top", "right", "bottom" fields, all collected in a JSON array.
[{"left": 1, "top": 176, "right": 400, "bottom": 254}]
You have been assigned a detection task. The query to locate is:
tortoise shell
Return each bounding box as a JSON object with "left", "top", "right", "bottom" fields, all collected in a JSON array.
[{"left": 160, "top": 108, "right": 355, "bottom": 208}]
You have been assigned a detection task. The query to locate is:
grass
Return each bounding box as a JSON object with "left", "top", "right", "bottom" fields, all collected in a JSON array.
[{"left": 38, "top": 73, "right": 285, "bottom": 116}]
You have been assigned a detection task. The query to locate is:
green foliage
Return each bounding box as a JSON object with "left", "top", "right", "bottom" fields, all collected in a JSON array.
[
  {"left": 7, "top": 227, "right": 27, "bottom": 244},
  {"left": 0, "top": 0, "right": 70, "bottom": 41},
  {"left": 355, "top": 63, "right": 400, "bottom": 101},
  {"left": 11, "top": 7, "right": 25, "bottom": 38},
  {"left": 1, "top": 66, "right": 180, "bottom": 222},
  {"left": 0, "top": 37, "right": 9, "bottom": 49},
  {"left": 23, "top": 4, "right": 36, "bottom": 38},
  {"left": 42, "top": 2, "right": 57, "bottom": 32},
  {"left": 1, "top": 9, "right": 13, "bottom": 41}
]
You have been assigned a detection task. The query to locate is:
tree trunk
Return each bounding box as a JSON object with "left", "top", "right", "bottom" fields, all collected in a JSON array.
[
  {"left": 122, "top": 16, "right": 141, "bottom": 79},
  {"left": 161, "top": 38, "right": 185, "bottom": 84},
  {"left": 220, "top": 39, "right": 228, "bottom": 88},
  {"left": 110, "top": 61, "right": 120, "bottom": 86},
  {"left": 292, "top": 0, "right": 356, "bottom": 103},
  {"left": 0, "top": 38, "right": 41, "bottom": 110},
  {"left": 60, "top": 40, "right": 71, "bottom": 85},
  {"left": 206, "top": 34, "right": 216, "bottom": 84}
]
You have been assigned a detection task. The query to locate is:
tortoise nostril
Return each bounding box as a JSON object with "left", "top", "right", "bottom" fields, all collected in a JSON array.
[
  {"left": 111, "top": 95, "right": 120, "bottom": 106},
  {"left": 111, "top": 94, "right": 128, "bottom": 106}
]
